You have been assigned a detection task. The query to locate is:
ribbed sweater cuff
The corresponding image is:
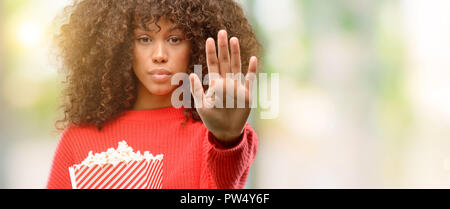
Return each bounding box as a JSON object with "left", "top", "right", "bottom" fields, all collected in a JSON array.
[{"left": 204, "top": 123, "right": 254, "bottom": 188}]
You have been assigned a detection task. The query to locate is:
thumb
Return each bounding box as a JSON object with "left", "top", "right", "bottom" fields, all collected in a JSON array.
[{"left": 189, "top": 73, "right": 204, "bottom": 107}]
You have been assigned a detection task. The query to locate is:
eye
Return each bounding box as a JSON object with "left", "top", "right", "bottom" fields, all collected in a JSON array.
[
  {"left": 137, "top": 36, "right": 152, "bottom": 44},
  {"left": 168, "top": 36, "right": 182, "bottom": 45}
]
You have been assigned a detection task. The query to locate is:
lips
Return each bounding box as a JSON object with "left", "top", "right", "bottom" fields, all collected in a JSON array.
[
  {"left": 148, "top": 69, "right": 172, "bottom": 82},
  {"left": 149, "top": 69, "right": 172, "bottom": 75}
]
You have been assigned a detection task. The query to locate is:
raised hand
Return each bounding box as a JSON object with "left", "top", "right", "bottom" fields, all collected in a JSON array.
[{"left": 189, "top": 30, "right": 258, "bottom": 146}]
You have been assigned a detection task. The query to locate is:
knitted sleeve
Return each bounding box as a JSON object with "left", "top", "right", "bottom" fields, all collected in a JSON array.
[
  {"left": 199, "top": 122, "right": 258, "bottom": 189},
  {"left": 46, "top": 128, "right": 75, "bottom": 189}
]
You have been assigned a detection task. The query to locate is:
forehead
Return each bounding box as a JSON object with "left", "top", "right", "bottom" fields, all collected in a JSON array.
[{"left": 134, "top": 18, "right": 183, "bottom": 33}]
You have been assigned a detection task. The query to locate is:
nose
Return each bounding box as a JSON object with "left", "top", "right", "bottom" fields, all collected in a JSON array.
[{"left": 152, "top": 42, "right": 168, "bottom": 64}]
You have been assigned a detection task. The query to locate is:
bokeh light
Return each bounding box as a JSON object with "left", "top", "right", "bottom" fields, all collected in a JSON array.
[{"left": 17, "top": 22, "right": 42, "bottom": 48}]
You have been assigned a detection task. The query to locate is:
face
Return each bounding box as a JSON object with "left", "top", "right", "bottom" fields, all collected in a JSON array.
[{"left": 132, "top": 18, "right": 191, "bottom": 96}]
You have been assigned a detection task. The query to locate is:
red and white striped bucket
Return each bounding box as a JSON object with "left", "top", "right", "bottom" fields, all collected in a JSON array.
[{"left": 68, "top": 158, "right": 163, "bottom": 189}]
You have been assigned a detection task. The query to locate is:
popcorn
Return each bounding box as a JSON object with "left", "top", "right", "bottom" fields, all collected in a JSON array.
[
  {"left": 68, "top": 140, "right": 164, "bottom": 189},
  {"left": 76, "top": 141, "right": 163, "bottom": 168}
]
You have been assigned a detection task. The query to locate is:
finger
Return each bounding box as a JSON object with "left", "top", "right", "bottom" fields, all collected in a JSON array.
[
  {"left": 244, "top": 57, "right": 258, "bottom": 108},
  {"left": 189, "top": 73, "right": 205, "bottom": 108},
  {"left": 206, "top": 38, "right": 220, "bottom": 77},
  {"left": 230, "top": 37, "right": 242, "bottom": 75},
  {"left": 217, "top": 30, "right": 231, "bottom": 77},
  {"left": 245, "top": 56, "right": 258, "bottom": 91}
]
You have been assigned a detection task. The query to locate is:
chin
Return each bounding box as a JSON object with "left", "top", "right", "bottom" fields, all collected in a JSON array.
[
  {"left": 147, "top": 85, "right": 176, "bottom": 96},
  {"left": 150, "top": 90, "right": 172, "bottom": 96}
]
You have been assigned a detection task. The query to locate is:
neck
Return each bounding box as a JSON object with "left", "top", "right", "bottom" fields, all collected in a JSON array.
[{"left": 132, "top": 82, "right": 173, "bottom": 110}]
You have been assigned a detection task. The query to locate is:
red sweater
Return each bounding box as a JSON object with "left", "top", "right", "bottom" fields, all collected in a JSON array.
[{"left": 46, "top": 106, "right": 258, "bottom": 189}]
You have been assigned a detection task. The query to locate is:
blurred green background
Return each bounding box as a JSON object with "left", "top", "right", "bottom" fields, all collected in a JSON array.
[{"left": 1, "top": 0, "right": 450, "bottom": 188}]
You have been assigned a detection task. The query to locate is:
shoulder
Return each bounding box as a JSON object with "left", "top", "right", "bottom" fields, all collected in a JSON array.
[
  {"left": 62, "top": 123, "right": 99, "bottom": 135},
  {"left": 57, "top": 123, "right": 99, "bottom": 145}
]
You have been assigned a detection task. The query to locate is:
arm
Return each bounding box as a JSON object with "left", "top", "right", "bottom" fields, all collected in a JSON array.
[
  {"left": 189, "top": 30, "right": 259, "bottom": 147},
  {"left": 46, "top": 128, "right": 75, "bottom": 189},
  {"left": 190, "top": 30, "right": 259, "bottom": 188},
  {"left": 200, "top": 122, "right": 258, "bottom": 189}
]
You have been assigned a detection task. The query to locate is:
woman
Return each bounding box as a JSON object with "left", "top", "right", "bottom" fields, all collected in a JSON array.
[{"left": 47, "top": 0, "right": 262, "bottom": 189}]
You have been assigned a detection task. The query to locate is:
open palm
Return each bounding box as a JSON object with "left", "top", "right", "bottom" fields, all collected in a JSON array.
[{"left": 189, "top": 30, "right": 258, "bottom": 145}]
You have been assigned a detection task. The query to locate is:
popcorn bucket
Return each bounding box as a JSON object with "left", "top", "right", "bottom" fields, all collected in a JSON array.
[
  {"left": 68, "top": 141, "right": 163, "bottom": 189},
  {"left": 69, "top": 159, "right": 163, "bottom": 189}
]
